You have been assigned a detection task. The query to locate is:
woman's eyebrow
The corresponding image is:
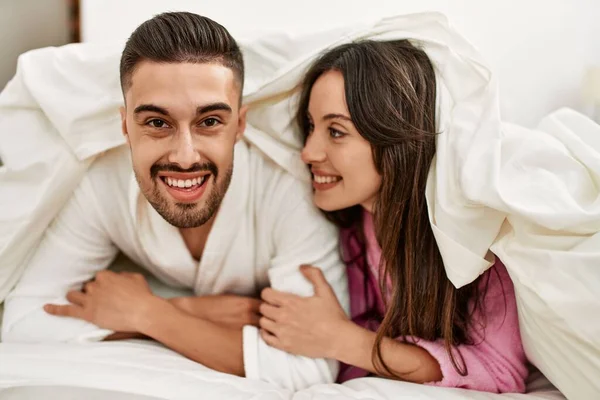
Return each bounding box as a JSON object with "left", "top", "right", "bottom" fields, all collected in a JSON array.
[{"left": 323, "top": 113, "right": 352, "bottom": 122}]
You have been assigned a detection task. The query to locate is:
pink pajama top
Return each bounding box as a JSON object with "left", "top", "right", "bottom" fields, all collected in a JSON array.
[{"left": 337, "top": 211, "right": 528, "bottom": 393}]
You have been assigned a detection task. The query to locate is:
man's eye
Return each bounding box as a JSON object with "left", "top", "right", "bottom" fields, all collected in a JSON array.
[
  {"left": 147, "top": 119, "right": 170, "bottom": 128},
  {"left": 201, "top": 118, "right": 220, "bottom": 127}
]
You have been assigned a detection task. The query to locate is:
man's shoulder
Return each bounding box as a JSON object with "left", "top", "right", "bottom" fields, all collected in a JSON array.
[{"left": 242, "top": 141, "right": 312, "bottom": 211}]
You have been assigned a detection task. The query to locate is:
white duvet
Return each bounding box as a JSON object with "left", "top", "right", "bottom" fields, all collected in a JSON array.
[{"left": 1, "top": 12, "right": 599, "bottom": 400}]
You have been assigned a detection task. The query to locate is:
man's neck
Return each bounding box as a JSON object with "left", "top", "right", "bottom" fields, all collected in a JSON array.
[{"left": 179, "top": 216, "right": 216, "bottom": 262}]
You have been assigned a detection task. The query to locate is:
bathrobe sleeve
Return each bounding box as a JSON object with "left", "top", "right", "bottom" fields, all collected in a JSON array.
[
  {"left": 242, "top": 155, "right": 349, "bottom": 391},
  {"left": 1, "top": 176, "right": 118, "bottom": 343}
]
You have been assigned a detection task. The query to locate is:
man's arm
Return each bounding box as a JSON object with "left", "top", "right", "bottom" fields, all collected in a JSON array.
[
  {"left": 104, "top": 294, "right": 262, "bottom": 340},
  {"left": 1, "top": 177, "right": 118, "bottom": 343},
  {"left": 43, "top": 270, "right": 251, "bottom": 375},
  {"left": 137, "top": 298, "right": 245, "bottom": 375},
  {"left": 137, "top": 295, "right": 264, "bottom": 374}
]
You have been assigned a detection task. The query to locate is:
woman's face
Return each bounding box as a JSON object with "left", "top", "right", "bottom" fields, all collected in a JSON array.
[{"left": 301, "top": 70, "right": 382, "bottom": 212}]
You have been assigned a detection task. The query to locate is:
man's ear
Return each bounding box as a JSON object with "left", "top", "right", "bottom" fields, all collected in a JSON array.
[
  {"left": 120, "top": 106, "right": 130, "bottom": 144},
  {"left": 236, "top": 105, "right": 248, "bottom": 142}
]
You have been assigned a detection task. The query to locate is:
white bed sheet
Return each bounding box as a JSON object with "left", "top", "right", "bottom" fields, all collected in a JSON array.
[
  {"left": 0, "top": 340, "right": 564, "bottom": 400},
  {"left": 293, "top": 370, "right": 564, "bottom": 400},
  {"left": 0, "top": 386, "right": 162, "bottom": 400},
  {"left": 0, "top": 341, "right": 290, "bottom": 400}
]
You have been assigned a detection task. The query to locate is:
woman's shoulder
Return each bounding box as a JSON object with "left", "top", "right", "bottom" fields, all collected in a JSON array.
[
  {"left": 472, "top": 257, "right": 519, "bottom": 331},
  {"left": 479, "top": 258, "right": 514, "bottom": 298}
]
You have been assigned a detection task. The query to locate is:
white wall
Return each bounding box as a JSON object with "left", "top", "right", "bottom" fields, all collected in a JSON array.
[
  {"left": 81, "top": 0, "right": 600, "bottom": 127},
  {"left": 0, "top": 0, "right": 70, "bottom": 89}
]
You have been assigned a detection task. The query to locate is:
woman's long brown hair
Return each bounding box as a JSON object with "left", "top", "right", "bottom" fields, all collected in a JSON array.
[{"left": 296, "top": 40, "right": 488, "bottom": 377}]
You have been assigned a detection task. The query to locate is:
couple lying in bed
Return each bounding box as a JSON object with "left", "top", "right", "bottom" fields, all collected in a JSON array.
[{"left": 2, "top": 11, "right": 527, "bottom": 393}]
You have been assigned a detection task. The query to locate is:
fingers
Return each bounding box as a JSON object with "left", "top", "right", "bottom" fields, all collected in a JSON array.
[
  {"left": 96, "top": 270, "right": 146, "bottom": 283},
  {"left": 43, "top": 303, "right": 84, "bottom": 319},
  {"left": 300, "top": 265, "right": 335, "bottom": 298},
  {"left": 259, "top": 316, "right": 278, "bottom": 335},
  {"left": 259, "top": 328, "right": 282, "bottom": 350},
  {"left": 94, "top": 270, "right": 114, "bottom": 282},
  {"left": 259, "top": 303, "right": 282, "bottom": 321},
  {"left": 82, "top": 280, "right": 97, "bottom": 294},
  {"left": 261, "top": 287, "right": 297, "bottom": 306},
  {"left": 66, "top": 290, "right": 87, "bottom": 306},
  {"left": 121, "top": 272, "right": 147, "bottom": 282}
]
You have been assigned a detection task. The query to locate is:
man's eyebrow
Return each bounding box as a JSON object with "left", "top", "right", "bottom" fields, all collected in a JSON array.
[
  {"left": 197, "top": 102, "right": 232, "bottom": 115},
  {"left": 133, "top": 104, "right": 169, "bottom": 116},
  {"left": 133, "top": 103, "right": 232, "bottom": 117}
]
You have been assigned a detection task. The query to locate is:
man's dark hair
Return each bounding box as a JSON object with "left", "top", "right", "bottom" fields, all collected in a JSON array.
[{"left": 119, "top": 12, "right": 244, "bottom": 96}]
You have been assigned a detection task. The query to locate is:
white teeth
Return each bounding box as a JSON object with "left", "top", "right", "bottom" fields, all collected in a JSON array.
[
  {"left": 164, "top": 176, "right": 208, "bottom": 188},
  {"left": 314, "top": 175, "right": 340, "bottom": 184}
]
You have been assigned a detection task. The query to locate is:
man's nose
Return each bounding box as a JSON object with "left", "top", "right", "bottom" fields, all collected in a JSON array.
[{"left": 168, "top": 130, "right": 201, "bottom": 169}]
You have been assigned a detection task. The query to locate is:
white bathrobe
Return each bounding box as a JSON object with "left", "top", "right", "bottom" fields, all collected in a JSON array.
[{"left": 1, "top": 141, "right": 348, "bottom": 391}]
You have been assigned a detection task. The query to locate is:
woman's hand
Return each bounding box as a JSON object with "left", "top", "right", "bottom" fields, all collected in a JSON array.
[{"left": 259, "top": 265, "right": 350, "bottom": 359}]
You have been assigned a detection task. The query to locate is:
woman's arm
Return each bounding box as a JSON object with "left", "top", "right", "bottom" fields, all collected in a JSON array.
[
  {"left": 342, "top": 261, "right": 528, "bottom": 393},
  {"left": 259, "top": 266, "right": 442, "bottom": 383},
  {"left": 397, "top": 261, "right": 528, "bottom": 393},
  {"left": 260, "top": 262, "right": 527, "bottom": 393},
  {"left": 332, "top": 321, "right": 443, "bottom": 383}
]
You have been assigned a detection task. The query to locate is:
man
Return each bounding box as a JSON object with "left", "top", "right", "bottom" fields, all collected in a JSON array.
[{"left": 1, "top": 12, "right": 347, "bottom": 390}]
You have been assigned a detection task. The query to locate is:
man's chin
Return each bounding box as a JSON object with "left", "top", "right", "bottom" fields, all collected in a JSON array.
[
  {"left": 158, "top": 205, "right": 210, "bottom": 229},
  {"left": 154, "top": 191, "right": 219, "bottom": 229},
  {"left": 172, "top": 200, "right": 200, "bottom": 210}
]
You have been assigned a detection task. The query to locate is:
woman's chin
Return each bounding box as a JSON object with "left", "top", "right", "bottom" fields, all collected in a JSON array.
[{"left": 314, "top": 196, "right": 352, "bottom": 213}]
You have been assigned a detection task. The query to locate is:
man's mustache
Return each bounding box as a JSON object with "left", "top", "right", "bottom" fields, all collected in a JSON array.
[{"left": 150, "top": 162, "right": 218, "bottom": 179}]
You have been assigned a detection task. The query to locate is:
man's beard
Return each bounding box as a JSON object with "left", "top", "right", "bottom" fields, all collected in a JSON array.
[{"left": 135, "top": 161, "right": 233, "bottom": 228}]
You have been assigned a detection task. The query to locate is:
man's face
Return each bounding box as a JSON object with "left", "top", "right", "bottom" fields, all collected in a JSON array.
[{"left": 121, "top": 61, "right": 246, "bottom": 228}]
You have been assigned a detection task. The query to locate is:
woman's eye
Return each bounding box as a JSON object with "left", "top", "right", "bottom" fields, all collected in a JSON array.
[
  {"left": 329, "top": 128, "right": 345, "bottom": 139},
  {"left": 201, "top": 118, "right": 220, "bottom": 127},
  {"left": 147, "top": 119, "right": 170, "bottom": 129}
]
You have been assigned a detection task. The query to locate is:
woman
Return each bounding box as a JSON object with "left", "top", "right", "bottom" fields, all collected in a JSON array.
[{"left": 258, "top": 40, "right": 528, "bottom": 393}]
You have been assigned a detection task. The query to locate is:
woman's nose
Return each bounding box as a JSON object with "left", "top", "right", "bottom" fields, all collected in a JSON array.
[{"left": 301, "top": 132, "right": 327, "bottom": 165}]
